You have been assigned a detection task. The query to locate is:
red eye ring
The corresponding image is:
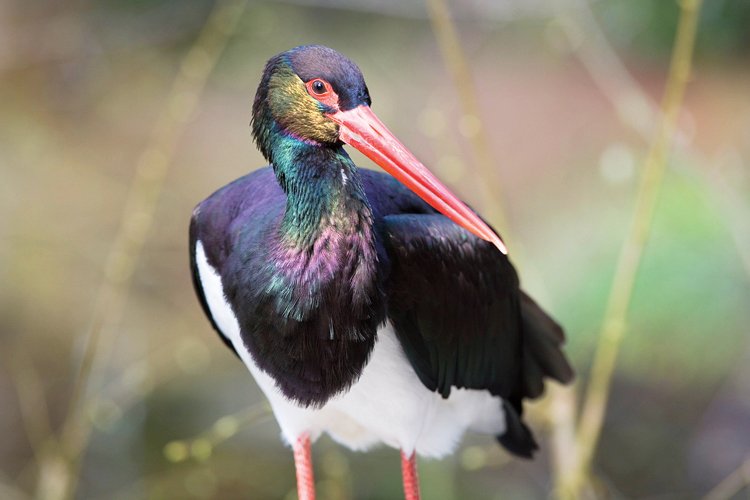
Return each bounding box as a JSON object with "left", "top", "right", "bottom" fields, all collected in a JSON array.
[
  {"left": 305, "top": 78, "right": 339, "bottom": 109},
  {"left": 309, "top": 79, "right": 330, "bottom": 96}
]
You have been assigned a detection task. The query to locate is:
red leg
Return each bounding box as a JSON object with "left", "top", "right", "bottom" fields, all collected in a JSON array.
[
  {"left": 400, "top": 450, "right": 421, "bottom": 500},
  {"left": 293, "top": 434, "right": 315, "bottom": 500}
]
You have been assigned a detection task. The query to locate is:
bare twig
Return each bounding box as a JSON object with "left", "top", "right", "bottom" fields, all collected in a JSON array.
[
  {"left": 26, "top": 2, "right": 250, "bottom": 499},
  {"left": 550, "top": 0, "right": 659, "bottom": 137},
  {"left": 425, "top": 0, "right": 511, "bottom": 237},
  {"left": 561, "top": 0, "right": 703, "bottom": 494},
  {"left": 548, "top": 384, "right": 581, "bottom": 496},
  {"left": 551, "top": 0, "right": 750, "bottom": 282},
  {"left": 163, "top": 402, "right": 273, "bottom": 464},
  {"left": 6, "top": 350, "right": 56, "bottom": 467},
  {"left": 547, "top": 0, "right": 750, "bottom": 496}
]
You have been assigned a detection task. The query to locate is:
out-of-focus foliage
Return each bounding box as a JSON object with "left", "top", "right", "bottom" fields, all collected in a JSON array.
[
  {"left": 598, "top": 0, "right": 750, "bottom": 56},
  {"left": 1, "top": 0, "right": 748, "bottom": 499}
]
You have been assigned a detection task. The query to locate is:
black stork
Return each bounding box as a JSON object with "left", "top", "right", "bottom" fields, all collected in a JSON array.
[{"left": 189, "top": 45, "right": 573, "bottom": 500}]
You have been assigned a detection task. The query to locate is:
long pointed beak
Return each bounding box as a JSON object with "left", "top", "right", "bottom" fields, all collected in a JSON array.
[{"left": 328, "top": 105, "right": 507, "bottom": 254}]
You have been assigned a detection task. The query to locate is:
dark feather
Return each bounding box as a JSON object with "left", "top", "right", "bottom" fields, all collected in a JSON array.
[
  {"left": 382, "top": 214, "right": 524, "bottom": 400},
  {"left": 520, "top": 292, "right": 575, "bottom": 398},
  {"left": 497, "top": 400, "right": 538, "bottom": 459}
]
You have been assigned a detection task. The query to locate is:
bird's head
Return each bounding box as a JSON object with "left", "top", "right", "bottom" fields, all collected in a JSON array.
[
  {"left": 252, "top": 45, "right": 370, "bottom": 150},
  {"left": 252, "top": 45, "right": 506, "bottom": 254}
]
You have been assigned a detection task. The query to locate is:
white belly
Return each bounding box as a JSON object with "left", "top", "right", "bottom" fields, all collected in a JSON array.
[{"left": 195, "top": 241, "right": 505, "bottom": 457}]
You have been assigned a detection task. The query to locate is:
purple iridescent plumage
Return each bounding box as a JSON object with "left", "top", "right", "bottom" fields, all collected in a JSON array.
[{"left": 191, "top": 166, "right": 428, "bottom": 406}]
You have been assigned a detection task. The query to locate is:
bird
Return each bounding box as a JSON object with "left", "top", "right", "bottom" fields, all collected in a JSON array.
[{"left": 189, "top": 45, "right": 573, "bottom": 500}]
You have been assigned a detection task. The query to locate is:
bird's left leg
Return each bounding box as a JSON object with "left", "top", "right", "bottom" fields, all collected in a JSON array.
[
  {"left": 293, "top": 433, "right": 315, "bottom": 500},
  {"left": 400, "top": 450, "right": 421, "bottom": 500}
]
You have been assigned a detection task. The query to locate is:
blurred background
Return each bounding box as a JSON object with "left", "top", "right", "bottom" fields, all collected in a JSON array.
[{"left": 1, "top": 0, "right": 749, "bottom": 498}]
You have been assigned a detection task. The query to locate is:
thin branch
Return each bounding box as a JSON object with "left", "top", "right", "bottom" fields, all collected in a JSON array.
[
  {"left": 6, "top": 350, "right": 56, "bottom": 467},
  {"left": 62, "top": 0, "right": 249, "bottom": 444},
  {"left": 570, "top": 0, "right": 703, "bottom": 491},
  {"left": 551, "top": 0, "right": 659, "bottom": 138},
  {"left": 425, "top": 0, "right": 511, "bottom": 238},
  {"left": 81, "top": 339, "right": 212, "bottom": 434},
  {"left": 163, "top": 403, "right": 273, "bottom": 464},
  {"left": 551, "top": 0, "right": 750, "bottom": 283},
  {"left": 28, "top": 1, "right": 250, "bottom": 499},
  {"left": 548, "top": 384, "right": 581, "bottom": 496},
  {"left": 546, "top": 0, "right": 750, "bottom": 496}
]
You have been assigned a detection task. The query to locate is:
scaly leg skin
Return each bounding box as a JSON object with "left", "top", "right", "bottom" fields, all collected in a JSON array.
[
  {"left": 401, "top": 450, "right": 421, "bottom": 500},
  {"left": 293, "top": 434, "right": 315, "bottom": 500}
]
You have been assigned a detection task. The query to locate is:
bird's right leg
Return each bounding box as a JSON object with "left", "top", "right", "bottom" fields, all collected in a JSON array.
[
  {"left": 400, "top": 450, "right": 421, "bottom": 500},
  {"left": 293, "top": 433, "right": 315, "bottom": 500}
]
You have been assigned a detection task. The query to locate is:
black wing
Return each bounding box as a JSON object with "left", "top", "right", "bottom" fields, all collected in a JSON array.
[
  {"left": 382, "top": 214, "right": 573, "bottom": 455},
  {"left": 384, "top": 214, "right": 522, "bottom": 399}
]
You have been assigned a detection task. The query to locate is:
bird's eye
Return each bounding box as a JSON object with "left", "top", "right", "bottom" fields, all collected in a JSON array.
[
  {"left": 305, "top": 78, "right": 338, "bottom": 108},
  {"left": 312, "top": 80, "right": 326, "bottom": 94},
  {"left": 307, "top": 78, "right": 332, "bottom": 97}
]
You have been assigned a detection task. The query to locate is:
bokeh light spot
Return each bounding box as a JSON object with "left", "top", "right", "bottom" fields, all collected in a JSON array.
[
  {"left": 458, "top": 114, "right": 481, "bottom": 138},
  {"left": 164, "top": 440, "right": 189, "bottom": 463},
  {"left": 600, "top": 143, "right": 636, "bottom": 184},
  {"left": 213, "top": 416, "right": 239, "bottom": 439},
  {"left": 460, "top": 445, "right": 487, "bottom": 471},
  {"left": 418, "top": 108, "right": 447, "bottom": 138},
  {"left": 321, "top": 449, "right": 349, "bottom": 479},
  {"left": 190, "top": 438, "right": 213, "bottom": 462},
  {"left": 437, "top": 154, "right": 466, "bottom": 184},
  {"left": 88, "top": 399, "right": 123, "bottom": 432}
]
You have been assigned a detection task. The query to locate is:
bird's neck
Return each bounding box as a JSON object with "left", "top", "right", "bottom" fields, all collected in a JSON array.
[
  {"left": 249, "top": 137, "right": 386, "bottom": 406},
  {"left": 273, "top": 136, "right": 373, "bottom": 248},
  {"left": 267, "top": 136, "right": 383, "bottom": 336}
]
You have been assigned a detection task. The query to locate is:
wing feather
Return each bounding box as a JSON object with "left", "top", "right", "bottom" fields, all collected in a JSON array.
[{"left": 382, "top": 214, "right": 573, "bottom": 403}]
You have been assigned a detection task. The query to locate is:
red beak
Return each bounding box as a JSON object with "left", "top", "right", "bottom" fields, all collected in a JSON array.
[{"left": 328, "top": 105, "right": 507, "bottom": 254}]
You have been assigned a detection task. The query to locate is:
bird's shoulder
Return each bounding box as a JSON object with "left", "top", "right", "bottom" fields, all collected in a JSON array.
[
  {"left": 358, "top": 168, "right": 435, "bottom": 219},
  {"left": 190, "top": 167, "right": 282, "bottom": 268},
  {"left": 189, "top": 167, "right": 283, "bottom": 355}
]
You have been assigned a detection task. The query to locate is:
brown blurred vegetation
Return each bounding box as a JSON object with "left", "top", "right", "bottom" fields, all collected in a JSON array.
[{"left": 1, "top": 0, "right": 749, "bottom": 498}]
